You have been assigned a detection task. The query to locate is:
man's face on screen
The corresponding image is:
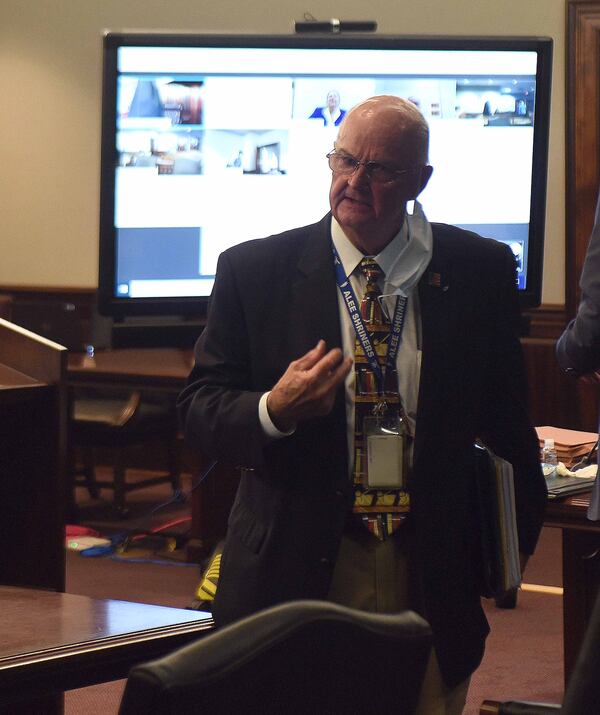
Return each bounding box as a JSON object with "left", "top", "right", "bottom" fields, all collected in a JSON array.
[{"left": 327, "top": 91, "right": 340, "bottom": 111}]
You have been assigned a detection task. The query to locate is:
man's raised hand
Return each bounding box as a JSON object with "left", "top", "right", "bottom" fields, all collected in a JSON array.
[{"left": 266, "top": 340, "right": 353, "bottom": 432}]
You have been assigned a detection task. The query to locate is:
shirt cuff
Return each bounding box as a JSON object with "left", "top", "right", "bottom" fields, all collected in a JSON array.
[{"left": 259, "top": 391, "right": 295, "bottom": 439}]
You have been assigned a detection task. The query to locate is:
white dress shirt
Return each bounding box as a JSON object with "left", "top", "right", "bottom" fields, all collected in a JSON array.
[{"left": 259, "top": 202, "right": 434, "bottom": 471}]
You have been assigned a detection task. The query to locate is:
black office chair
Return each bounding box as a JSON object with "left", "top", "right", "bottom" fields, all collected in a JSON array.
[
  {"left": 119, "top": 599, "right": 433, "bottom": 715},
  {"left": 481, "top": 588, "right": 600, "bottom": 714}
]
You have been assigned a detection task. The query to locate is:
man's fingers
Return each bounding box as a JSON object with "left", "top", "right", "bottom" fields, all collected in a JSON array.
[
  {"left": 293, "top": 343, "right": 350, "bottom": 384},
  {"left": 268, "top": 345, "right": 352, "bottom": 429},
  {"left": 307, "top": 347, "right": 346, "bottom": 378},
  {"left": 336, "top": 356, "right": 354, "bottom": 381},
  {"left": 310, "top": 353, "right": 353, "bottom": 400},
  {"left": 319, "top": 353, "right": 353, "bottom": 383},
  {"left": 294, "top": 340, "right": 326, "bottom": 370}
]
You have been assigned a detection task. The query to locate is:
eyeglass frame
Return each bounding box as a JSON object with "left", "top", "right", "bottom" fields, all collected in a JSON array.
[{"left": 326, "top": 150, "right": 419, "bottom": 183}]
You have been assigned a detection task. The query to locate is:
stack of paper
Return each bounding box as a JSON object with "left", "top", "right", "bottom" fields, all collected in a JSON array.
[
  {"left": 536, "top": 426, "right": 598, "bottom": 467},
  {"left": 544, "top": 470, "right": 596, "bottom": 500}
]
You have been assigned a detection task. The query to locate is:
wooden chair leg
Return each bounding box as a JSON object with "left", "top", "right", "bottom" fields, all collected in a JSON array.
[
  {"left": 67, "top": 445, "right": 80, "bottom": 523},
  {"left": 83, "top": 447, "right": 100, "bottom": 499},
  {"left": 113, "top": 450, "right": 128, "bottom": 516},
  {"left": 167, "top": 437, "right": 180, "bottom": 493}
]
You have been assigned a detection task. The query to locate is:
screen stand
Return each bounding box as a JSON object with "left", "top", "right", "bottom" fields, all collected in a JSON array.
[{"left": 111, "top": 315, "right": 205, "bottom": 349}]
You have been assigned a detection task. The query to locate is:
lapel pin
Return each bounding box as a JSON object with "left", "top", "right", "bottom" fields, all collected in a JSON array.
[
  {"left": 428, "top": 272, "right": 441, "bottom": 287},
  {"left": 428, "top": 272, "right": 449, "bottom": 291}
]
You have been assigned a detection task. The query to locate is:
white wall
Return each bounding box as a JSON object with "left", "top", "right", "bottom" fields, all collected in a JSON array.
[{"left": 0, "top": 0, "right": 566, "bottom": 304}]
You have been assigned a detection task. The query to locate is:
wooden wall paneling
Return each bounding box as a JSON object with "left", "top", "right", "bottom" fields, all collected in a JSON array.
[
  {"left": 562, "top": 1, "right": 600, "bottom": 431},
  {"left": 522, "top": 336, "right": 598, "bottom": 430},
  {"left": 523, "top": 337, "right": 571, "bottom": 427},
  {"left": 521, "top": 303, "right": 597, "bottom": 432},
  {"left": 567, "top": 1, "right": 600, "bottom": 316}
]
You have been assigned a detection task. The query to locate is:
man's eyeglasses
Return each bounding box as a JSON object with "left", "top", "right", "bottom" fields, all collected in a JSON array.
[{"left": 326, "top": 150, "right": 416, "bottom": 183}]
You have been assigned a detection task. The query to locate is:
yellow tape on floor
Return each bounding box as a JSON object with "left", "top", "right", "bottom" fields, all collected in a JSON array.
[{"left": 521, "top": 583, "right": 563, "bottom": 595}]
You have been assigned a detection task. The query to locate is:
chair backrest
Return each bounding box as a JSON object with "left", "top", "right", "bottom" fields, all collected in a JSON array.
[
  {"left": 119, "top": 599, "right": 432, "bottom": 715},
  {"left": 561, "top": 587, "right": 600, "bottom": 715}
]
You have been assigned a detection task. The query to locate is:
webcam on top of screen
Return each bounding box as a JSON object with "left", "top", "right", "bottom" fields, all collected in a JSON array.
[{"left": 294, "top": 16, "right": 377, "bottom": 33}]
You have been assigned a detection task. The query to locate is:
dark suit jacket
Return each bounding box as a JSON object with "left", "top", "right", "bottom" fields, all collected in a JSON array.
[
  {"left": 178, "top": 213, "right": 546, "bottom": 688},
  {"left": 557, "top": 192, "right": 600, "bottom": 375}
]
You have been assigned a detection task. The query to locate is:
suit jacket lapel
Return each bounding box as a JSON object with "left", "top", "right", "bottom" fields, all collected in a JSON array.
[
  {"left": 287, "top": 214, "right": 347, "bottom": 453},
  {"left": 288, "top": 213, "right": 343, "bottom": 356},
  {"left": 414, "top": 229, "right": 455, "bottom": 462}
]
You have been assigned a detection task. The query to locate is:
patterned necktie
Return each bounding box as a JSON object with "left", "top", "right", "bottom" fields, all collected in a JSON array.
[{"left": 352, "top": 257, "right": 409, "bottom": 540}]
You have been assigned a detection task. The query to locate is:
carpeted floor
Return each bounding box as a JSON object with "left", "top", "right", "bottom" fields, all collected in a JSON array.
[
  {"left": 466, "top": 562, "right": 564, "bottom": 711},
  {"left": 64, "top": 474, "right": 566, "bottom": 714}
]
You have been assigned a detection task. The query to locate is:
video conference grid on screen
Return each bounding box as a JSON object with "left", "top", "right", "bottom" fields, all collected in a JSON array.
[{"left": 113, "top": 45, "right": 538, "bottom": 299}]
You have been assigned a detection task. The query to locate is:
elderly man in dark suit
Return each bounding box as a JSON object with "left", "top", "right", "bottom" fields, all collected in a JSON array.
[{"left": 178, "top": 95, "right": 546, "bottom": 714}]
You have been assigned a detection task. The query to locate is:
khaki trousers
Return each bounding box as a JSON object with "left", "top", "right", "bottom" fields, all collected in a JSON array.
[{"left": 327, "top": 525, "right": 470, "bottom": 715}]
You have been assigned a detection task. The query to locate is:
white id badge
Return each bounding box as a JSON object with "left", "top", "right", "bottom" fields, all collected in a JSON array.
[{"left": 364, "top": 414, "right": 406, "bottom": 488}]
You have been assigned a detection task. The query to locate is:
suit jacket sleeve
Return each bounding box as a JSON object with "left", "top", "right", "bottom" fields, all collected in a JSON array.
[
  {"left": 477, "top": 244, "right": 547, "bottom": 555},
  {"left": 177, "top": 249, "right": 269, "bottom": 469},
  {"left": 557, "top": 192, "right": 600, "bottom": 376}
]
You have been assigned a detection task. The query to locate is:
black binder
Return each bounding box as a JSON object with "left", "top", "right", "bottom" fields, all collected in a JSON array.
[{"left": 474, "top": 443, "right": 521, "bottom": 599}]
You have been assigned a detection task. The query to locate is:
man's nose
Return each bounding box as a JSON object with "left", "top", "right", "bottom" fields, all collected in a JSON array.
[{"left": 347, "top": 164, "right": 369, "bottom": 188}]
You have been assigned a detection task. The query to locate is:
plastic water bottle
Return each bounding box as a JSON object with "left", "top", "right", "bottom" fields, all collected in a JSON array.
[{"left": 541, "top": 438, "right": 558, "bottom": 478}]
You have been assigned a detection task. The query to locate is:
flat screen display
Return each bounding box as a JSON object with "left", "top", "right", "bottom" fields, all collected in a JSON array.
[{"left": 98, "top": 33, "right": 552, "bottom": 317}]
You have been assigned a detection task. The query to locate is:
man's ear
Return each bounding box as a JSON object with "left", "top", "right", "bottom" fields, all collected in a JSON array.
[{"left": 408, "top": 164, "right": 433, "bottom": 200}]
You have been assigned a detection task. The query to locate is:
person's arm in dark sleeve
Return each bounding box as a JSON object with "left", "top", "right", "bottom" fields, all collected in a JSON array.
[
  {"left": 177, "top": 250, "right": 351, "bottom": 469},
  {"left": 557, "top": 192, "right": 600, "bottom": 377},
  {"left": 477, "top": 244, "right": 547, "bottom": 558},
  {"left": 177, "top": 251, "right": 268, "bottom": 469}
]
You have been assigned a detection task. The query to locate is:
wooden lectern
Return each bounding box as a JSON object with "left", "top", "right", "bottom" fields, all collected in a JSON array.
[{"left": 0, "top": 318, "right": 68, "bottom": 592}]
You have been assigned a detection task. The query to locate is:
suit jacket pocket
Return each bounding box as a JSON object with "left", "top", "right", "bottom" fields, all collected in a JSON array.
[{"left": 228, "top": 501, "right": 267, "bottom": 554}]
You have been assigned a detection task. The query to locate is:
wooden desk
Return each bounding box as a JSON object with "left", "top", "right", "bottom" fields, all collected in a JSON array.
[
  {"left": 68, "top": 348, "right": 194, "bottom": 392},
  {"left": 1, "top": 320, "right": 67, "bottom": 592},
  {"left": 545, "top": 492, "right": 600, "bottom": 684},
  {"left": 0, "top": 586, "right": 212, "bottom": 712}
]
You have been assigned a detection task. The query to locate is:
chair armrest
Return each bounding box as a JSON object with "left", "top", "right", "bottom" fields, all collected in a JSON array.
[
  {"left": 72, "top": 391, "right": 142, "bottom": 427},
  {"left": 115, "top": 391, "right": 141, "bottom": 426},
  {"left": 481, "top": 700, "right": 561, "bottom": 714}
]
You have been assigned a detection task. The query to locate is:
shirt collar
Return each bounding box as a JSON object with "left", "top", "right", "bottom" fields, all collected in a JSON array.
[
  {"left": 331, "top": 200, "right": 432, "bottom": 296},
  {"left": 331, "top": 217, "right": 408, "bottom": 278}
]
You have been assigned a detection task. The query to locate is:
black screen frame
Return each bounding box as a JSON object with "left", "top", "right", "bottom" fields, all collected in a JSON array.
[{"left": 98, "top": 32, "right": 553, "bottom": 319}]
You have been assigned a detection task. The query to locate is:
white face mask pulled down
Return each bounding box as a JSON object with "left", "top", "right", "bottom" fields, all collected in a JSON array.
[{"left": 378, "top": 200, "right": 433, "bottom": 315}]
